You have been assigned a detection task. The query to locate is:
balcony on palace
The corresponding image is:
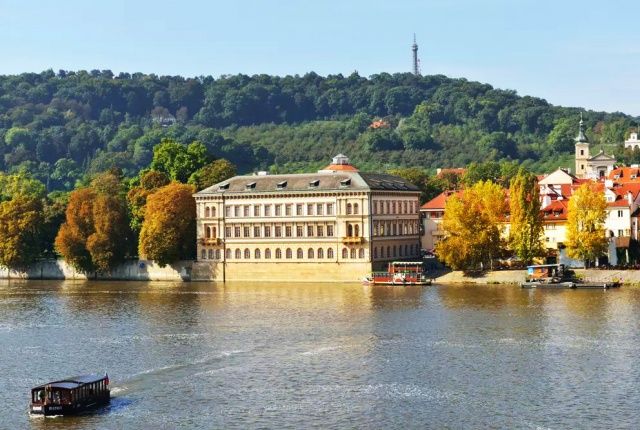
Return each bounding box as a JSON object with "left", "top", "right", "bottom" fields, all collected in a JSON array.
[
  {"left": 341, "top": 236, "right": 363, "bottom": 244},
  {"left": 199, "top": 238, "right": 222, "bottom": 246}
]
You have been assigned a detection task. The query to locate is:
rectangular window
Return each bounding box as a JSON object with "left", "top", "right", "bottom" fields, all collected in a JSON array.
[
  {"left": 307, "top": 204, "right": 313, "bottom": 215},
  {"left": 254, "top": 205, "right": 260, "bottom": 217},
  {"left": 317, "top": 226, "right": 324, "bottom": 237},
  {"left": 265, "top": 206, "right": 271, "bottom": 216},
  {"left": 243, "top": 206, "right": 250, "bottom": 217},
  {"left": 264, "top": 226, "right": 271, "bottom": 237},
  {"left": 275, "top": 226, "right": 282, "bottom": 237},
  {"left": 285, "top": 205, "right": 292, "bottom": 216},
  {"left": 618, "top": 210, "right": 623, "bottom": 217},
  {"left": 327, "top": 203, "right": 333, "bottom": 215},
  {"left": 225, "top": 207, "right": 231, "bottom": 217},
  {"left": 307, "top": 226, "right": 314, "bottom": 236},
  {"left": 275, "top": 205, "right": 281, "bottom": 216},
  {"left": 254, "top": 226, "right": 260, "bottom": 237},
  {"left": 618, "top": 229, "right": 624, "bottom": 237},
  {"left": 234, "top": 206, "right": 239, "bottom": 217},
  {"left": 296, "top": 226, "right": 303, "bottom": 237},
  {"left": 296, "top": 204, "right": 303, "bottom": 215},
  {"left": 225, "top": 227, "right": 232, "bottom": 237},
  {"left": 316, "top": 204, "right": 323, "bottom": 215},
  {"left": 243, "top": 227, "right": 250, "bottom": 237},
  {"left": 373, "top": 202, "right": 377, "bottom": 214},
  {"left": 327, "top": 225, "right": 334, "bottom": 237},
  {"left": 285, "top": 226, "right": 292, "bottom": 237},
  {"left": 234, "top": 227, "right": 241, "bottom": 237}
]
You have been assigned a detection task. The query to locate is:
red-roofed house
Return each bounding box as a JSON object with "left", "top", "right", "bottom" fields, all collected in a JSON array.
[{"left": 420, "top": 190, "right": 462, "bottom": 250}]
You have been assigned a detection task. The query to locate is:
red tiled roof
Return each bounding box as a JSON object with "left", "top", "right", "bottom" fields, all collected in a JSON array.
[
  {"left": 421, "top": 190, "right": 462, "bottom": 210},
  {"left": 322, "top": 164, "right": 359, "bottom": 171},
  {"left": 540, "top": 200, "right": 569, "bottom": 221},
  {"left": 608, "top": 166, "right": 640, "bottom": 183}
]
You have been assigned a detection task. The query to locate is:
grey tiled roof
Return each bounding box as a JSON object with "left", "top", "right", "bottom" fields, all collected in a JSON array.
[{"left": 195, "top": 171, "right": 419, "bottom": 195}]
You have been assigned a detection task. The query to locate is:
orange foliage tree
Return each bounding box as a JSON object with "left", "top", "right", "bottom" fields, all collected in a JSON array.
[
  {"left": 55, "top": 170, "right": 133, "bottom": 272},
  {"left": 139, "top": 181, "right": 196, "bottom": 267}
]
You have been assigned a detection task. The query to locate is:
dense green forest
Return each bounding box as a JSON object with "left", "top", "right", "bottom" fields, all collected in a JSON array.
[{"left": 2, "top": 69, "right": 640, "bottom": 193}]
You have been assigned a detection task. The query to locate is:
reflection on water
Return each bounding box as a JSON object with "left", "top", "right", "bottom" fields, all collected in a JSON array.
[{"left": 1, "top": 281, "right": 640, "bottom": 428}]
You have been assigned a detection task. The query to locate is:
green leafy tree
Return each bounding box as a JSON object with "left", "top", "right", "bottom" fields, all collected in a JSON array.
[
  {"left": 565, "top": 183, "right": 609, "bottom": 266},
  {"left": 190, "top": 159, "right": 237, "bottom": 191},
  {"left": 150, "top": 138, "right": 211, "bottom": 183},
  {"left": 508, "top": 169, "right": 545, "bottom": 264}
]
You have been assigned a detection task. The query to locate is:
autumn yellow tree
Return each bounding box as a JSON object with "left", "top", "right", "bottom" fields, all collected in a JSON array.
[
  {"left": 435, "top": 180, "right": 507, "bottom": 270},
  {"left": 139, "top": 181, "right": 196, "bottom": 267},
  {"left": 565, "top": 182, "right": 609, "bottom": 266},
  {"left": 0, "top": 194, "right": 44, "bottom": 268},
  {"left": 55, "top": 170, "right": 133, "bottom": 272},
  {"left": 126, "top": 170, "right": 170, "bottom": 233},
  {"left": 508, "top": 169, "right": 545, "bottom": 264}
]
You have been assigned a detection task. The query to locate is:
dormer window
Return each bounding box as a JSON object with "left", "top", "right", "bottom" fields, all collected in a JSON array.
[
  {"left": 218, "top": 183, "right": 230, "bottom": 191},
  {"left": 340, "top": 179, "right": 351, "bottom": 187},
  {"left": 632, "top": 175, "right": 637, "bottom": 180},
  {"left": 614, "top": 174, "right": 620, "bottom": 180},
  {"left": 309, "top": 179, "right": 319, "bottom": 188},
  {"left": 276, "top": 181, "right": 287, "bottom": 189},
  {"left": 245, "top": 182, "right": 256, "bottom": 190},
  {"left": 554, "top": 211, "right": 561, "bottom": 217}
]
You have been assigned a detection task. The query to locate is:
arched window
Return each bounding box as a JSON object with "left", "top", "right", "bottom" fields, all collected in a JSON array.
[
  {"left": 201, "top": 250, "right": 206, "bottom": 260},
  {"left": 235, "top": 249, "right": 242, "bottom": 259},
  {"left": 387, "top": 246, "right": 391, "bottom": 257},
  {"left": 212, "top": 207, "right": 216, "bottom": 217},
  {"left": 354, "top": 224, "right": 360, "bottom": 237},
  {"left": 354, "top": 203, "right": 359, "bottom": 214},
  {"left": 342, "top": 248, "right": 348, "bottom": 258},
  {"left": 359, "top": 248, "right": 365, "bottom": 259},
  {"left": 381, "top": 247, "right": 385, "bottom": 258},
  {"left": 286, "top": 248, "right": 293, "bottom": 259},
  {"left": 206, "top": 226, "right": 212, "bottom": 238},
  {"left": 404, "top": 245, "right": 408, "bottom": 256},
  {"left": 265, "top": 248, "right": 271, "bottom": 259},
  {"left": 399, "top": 246, "right": 403, "bottom": 257},
  {"left": 212, "top": 227, "right": 217, "bottom": 238},
  {"left": 350, "top": 249, "right": 356, "bottom": 259},
  {"left": 393, "top": 224, "right": 397, "bottom": 236},
  {"left": 308, "top": 248, "right": 314, "bottom": 259},
  {"left": 393, "top": 246, "right": 397, "bottom": 257},
  {"left": 347, "top": 224, "right": 353, "bottom": 237},
  {"left": 328, "top": 248, "right": 334, "bottom": 259},
  {"left": 209, "top": 249, "right": 214, "bottom": 259},
  {"left": 244, "top": 248, "right": 250, "bottom": 259},
  {"left": 226, "top": 249, "right": 232, "bottom": 259},
  {"left": 374, "top": 247, "right": 378, "bottom": 258},
  {"left": 317, "top": 248, "right": 324, "bottom": 259},
  {"left": 276, "top": 248, "right": 282, "bottom": 259},
  {"left": 255, "top": 249, "right": 261, "bottom": 259},
  {"left": 297, "top": 248, "right": 303, "bottom": 259},
  {"left": 216, "top": 249, "right": 221, "bottom": 259},
  {"left": 347, "top": 203, "right": 352, "bottom": 215},
  {"left": 205, "top": 207, "right": 211, "bottom": 218}
]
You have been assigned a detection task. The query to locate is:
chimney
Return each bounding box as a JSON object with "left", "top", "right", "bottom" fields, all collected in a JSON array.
[{"left": 629, "top": 191, "right": 633, "bottom": 207}]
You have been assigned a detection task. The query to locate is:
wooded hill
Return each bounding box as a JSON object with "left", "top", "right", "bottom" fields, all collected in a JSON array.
[{"left": 1, "top": 69, "right": 639, "bottom": 192}]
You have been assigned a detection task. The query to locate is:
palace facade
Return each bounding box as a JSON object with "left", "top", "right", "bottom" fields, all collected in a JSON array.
[{"left": 192, "top": 155, "right": 422, "bottom": 282}]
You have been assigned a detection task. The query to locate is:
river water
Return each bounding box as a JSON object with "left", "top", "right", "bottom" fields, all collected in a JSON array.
[{"left": 1, "top": 280, "right": 639, "bottom": 429}]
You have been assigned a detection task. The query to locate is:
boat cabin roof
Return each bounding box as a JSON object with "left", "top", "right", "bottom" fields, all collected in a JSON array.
[
  {"left": 390, "top": 261, "right": 424, "bottom": 266},
  {"left": 32, "top": 374, "right": 106, "bottom": 391},
  {"left": 526, "top": 264, "right": 564, "bottom": 269}
]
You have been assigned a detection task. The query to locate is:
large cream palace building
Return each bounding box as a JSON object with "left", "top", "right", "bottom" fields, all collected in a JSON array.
[{"left": 192, "top": 155, "right": 421, "bottom": 282}]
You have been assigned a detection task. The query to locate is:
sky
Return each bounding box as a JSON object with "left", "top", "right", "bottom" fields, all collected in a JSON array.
[{"left": 2, "top": 0, "right": 640, "bottom": 115}]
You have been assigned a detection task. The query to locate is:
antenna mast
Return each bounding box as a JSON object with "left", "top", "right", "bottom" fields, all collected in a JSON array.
[{"left": 412, "top": 34, "right": 421, "bottom": 76}]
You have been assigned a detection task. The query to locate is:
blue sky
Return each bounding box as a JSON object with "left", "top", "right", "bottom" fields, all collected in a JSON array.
[{"left": 2, "top": 0, "right": 639, "bottom": 115}]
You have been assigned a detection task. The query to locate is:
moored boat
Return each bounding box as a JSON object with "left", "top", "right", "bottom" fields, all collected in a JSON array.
[
  {"left": 29, "top": 374, "right": 110, "bottom": 416},
  {"left": 364, "top": 261, "right": 432, "bottom": 286}
]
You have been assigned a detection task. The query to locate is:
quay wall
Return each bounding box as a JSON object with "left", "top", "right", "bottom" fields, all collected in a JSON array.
[
  {"left": 433, "top": 269, "right": 638, "bottom": 285},
  {"left": 0, "top": 260, "right": 192, "bottom": 281}
]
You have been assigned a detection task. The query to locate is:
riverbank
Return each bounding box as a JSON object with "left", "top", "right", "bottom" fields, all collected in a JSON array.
[{"left": 432, "top": 268, "right": 634, "bottom": 285}]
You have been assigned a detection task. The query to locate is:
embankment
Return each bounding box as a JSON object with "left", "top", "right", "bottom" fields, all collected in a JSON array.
[{"left": 433, "top": 269, "right": 636, "bottom": 285}]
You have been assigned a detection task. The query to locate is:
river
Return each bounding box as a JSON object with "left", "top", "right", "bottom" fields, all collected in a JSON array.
[{"left": 1, "top": 280, "right": 639, "bottom": 429}]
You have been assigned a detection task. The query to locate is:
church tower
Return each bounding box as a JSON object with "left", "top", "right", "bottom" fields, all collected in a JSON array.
[{"left": 575, "top": 114, "right": 589, "bottom": 178}]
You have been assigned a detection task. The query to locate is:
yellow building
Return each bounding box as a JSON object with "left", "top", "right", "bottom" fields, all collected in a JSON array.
[{"left": 192, "top": 155, "right": 422, "bottom": 282}]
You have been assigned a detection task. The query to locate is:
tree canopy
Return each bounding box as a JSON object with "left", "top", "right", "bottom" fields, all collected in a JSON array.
[{"left": 565, "top": 183, "right": 610, "bottom": 265}]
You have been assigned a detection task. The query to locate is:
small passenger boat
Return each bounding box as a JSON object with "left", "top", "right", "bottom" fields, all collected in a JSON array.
[
  {"left": 364, "top": 261, "right": 432, "bottom": 286},
  {"left": 520, "top": 264, "right": 622, "bottom": 289},
  {"left": 29, "top": 373, "right": 110, "bottom": 416}
]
